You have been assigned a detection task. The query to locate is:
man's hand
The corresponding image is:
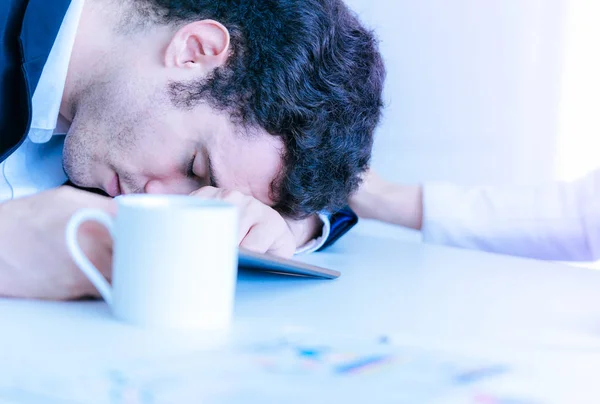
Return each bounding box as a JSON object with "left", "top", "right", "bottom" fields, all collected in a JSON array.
[
  {"left": 0, "top": 187, "right": 116, "bottom": 300},
  {"left": 284, "top": 214, "right": 323, "bottom": 250},
  {"left": 191, "top": 187, "right": 327, "bottom": 258}
]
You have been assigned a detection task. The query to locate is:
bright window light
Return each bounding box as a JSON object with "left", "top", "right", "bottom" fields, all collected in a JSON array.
[{"left": 556, "top": 0, "right": 600, "bottom": 181}]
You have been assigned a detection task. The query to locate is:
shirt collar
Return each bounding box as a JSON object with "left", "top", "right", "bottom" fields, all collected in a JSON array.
[{"left": 29, "top": 0, "right": 85, "bottom": 143}]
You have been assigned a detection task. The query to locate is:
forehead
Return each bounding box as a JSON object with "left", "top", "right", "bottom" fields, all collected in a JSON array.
[{"left": 211, "top": 126, "right": 285, "bottom": 206}]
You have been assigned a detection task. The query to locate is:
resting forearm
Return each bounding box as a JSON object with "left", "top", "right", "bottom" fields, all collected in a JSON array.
[
  {"left": 351, "top": 173, "right": 424, "bottom": 230},
  {"left": 369, "top": 184, "right": 423, "bottom": 230},
  {"left": 353, "top": 169, "right": 600, "bottom": 261}
]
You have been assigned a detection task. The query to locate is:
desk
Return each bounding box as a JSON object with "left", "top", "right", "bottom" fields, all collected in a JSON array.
[{"left": 1, "top": 227, "right": 600, "bottom": 403}]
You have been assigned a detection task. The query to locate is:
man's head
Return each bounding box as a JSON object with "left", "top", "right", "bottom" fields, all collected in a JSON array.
[{"left": 61, "top": 0, "right": 385, "bottom": 218}]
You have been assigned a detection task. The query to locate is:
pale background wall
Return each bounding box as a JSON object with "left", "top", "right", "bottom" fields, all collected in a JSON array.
[
  {"left": 556, "top": 0, "right": 600, "bottom": 181},
  {"left": 344, "top": 0, "right": 567, "bottom": 186}
]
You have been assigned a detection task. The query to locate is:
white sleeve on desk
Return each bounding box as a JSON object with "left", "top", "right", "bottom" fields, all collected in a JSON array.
[
  {"left": 294, "top": 213, "right": 331, "bottom": 255},
  {"left": 421, "top": 170, "right": 600, "bottom": 261}
]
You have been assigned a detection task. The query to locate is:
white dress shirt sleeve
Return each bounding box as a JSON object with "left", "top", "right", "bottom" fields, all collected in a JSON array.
[
  {"left": 294, "top": 213, "right": 331, "bottom": 255},
  {"left": 421, "top": 168, "right": 600, "bottom": 261}
]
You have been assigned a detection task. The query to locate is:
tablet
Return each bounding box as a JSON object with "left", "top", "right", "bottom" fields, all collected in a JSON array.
[{"left": 238, "top": 248, "right": 340, "bottom": 279}]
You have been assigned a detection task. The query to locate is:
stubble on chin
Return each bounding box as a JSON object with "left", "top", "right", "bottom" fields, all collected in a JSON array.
[{"left": 62, "top": 117, "right": 105, "bottom": 188}]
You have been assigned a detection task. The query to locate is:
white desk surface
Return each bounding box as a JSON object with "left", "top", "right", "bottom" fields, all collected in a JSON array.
[{"left": 2, "top": 225, "right": 600, "bottom": 403}]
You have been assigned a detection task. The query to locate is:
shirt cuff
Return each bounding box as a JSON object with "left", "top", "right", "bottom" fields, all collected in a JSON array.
[
  {"left": 294, "top": 213, "right": 331, "bottom": 255},
  {"left": 421, "top": 182, "right": 464, "bottom": 245}
]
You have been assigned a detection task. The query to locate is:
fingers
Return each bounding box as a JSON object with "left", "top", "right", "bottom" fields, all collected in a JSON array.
[
  {"left": 190, "top": 187, "right": 296, "bottom": 258},
  {"left": 240, "top": 219, "right": 296, "bottom": 258},
  {"left": 189, "top": 186, "right": 221, "bottom": 199},
  {"left": 284, "top": 215, "right": 322, "bottom": 248}
]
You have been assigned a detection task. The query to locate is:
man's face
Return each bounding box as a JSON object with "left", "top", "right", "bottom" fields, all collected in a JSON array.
[
  {"left": 61, "top": 17, "right": 284, "bottom": 205},
  {"left": 62, "top": 63, "right": 284, "bottom": 205}
]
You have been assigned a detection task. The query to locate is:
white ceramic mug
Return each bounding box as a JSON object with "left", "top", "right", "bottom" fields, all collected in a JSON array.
[{"left": 65, "top": 194, "right": 238, "bottom": 329}]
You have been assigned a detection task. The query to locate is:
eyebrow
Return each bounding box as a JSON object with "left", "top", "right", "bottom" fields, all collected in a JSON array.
[{"left": 207, "top": 154, "right": 220, "bottom": 188}]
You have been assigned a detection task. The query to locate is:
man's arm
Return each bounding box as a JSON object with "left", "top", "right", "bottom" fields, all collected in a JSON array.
[
  {"left": 350, "top": 169, "right": 600, "bottom": 262},
  {"left": 349, "top": 171, "right": 422, "bottom": 230},
  {"left": 0, "top": 185, "right": 357, "bottom": 299},
  {"left": 0, "top": 187, "right": 116, "bottom": 299}
]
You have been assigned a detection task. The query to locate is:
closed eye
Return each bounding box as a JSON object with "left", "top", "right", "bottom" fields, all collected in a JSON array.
[
  {"left": 207, "top": 154, "right": 220, "bottom": 188},
  {"left": 186, "top": 157, "right": 196, "bottom": 179},
  {"left": 187, "top": 152, "right": 220, "bottom": 188}
]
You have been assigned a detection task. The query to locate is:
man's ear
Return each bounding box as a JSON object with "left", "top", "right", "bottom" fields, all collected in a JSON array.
[{"left": 164, "top": 20, "right": 230, "bottom": 73}]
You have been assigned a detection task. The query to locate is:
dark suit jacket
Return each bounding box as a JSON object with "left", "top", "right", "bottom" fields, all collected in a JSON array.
[
  {"left": 0, "top": 0, "right": 356, "bottom": 250},
  {"left": 0, "top": 0, "right": 71, "bottom": 162}
]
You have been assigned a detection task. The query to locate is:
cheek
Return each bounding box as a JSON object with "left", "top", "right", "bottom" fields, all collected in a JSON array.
[
  {"left": 122, "top": 129, "right": 188, "bottom": 177},
  {"left": 104, "top": 80, "right": 171, "bottom": 155}
]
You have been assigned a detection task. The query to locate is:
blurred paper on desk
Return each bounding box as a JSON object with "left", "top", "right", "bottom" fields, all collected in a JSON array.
[{"left": 0, "top": 331, "right": 549, "bottom": 404}]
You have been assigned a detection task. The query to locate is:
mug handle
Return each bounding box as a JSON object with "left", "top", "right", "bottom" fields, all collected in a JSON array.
[{"left": 65, "top": 209, "right": 115, "bottom": 306}]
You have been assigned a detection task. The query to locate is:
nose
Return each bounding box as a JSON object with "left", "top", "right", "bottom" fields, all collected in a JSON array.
[{"left": 144, "top": 178, "right": 200, "bottom": 195}]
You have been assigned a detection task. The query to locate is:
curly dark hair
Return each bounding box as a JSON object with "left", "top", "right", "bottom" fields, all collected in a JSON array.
[{"left": 136, "top": 0, "right": 385, "bottom": 218}]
